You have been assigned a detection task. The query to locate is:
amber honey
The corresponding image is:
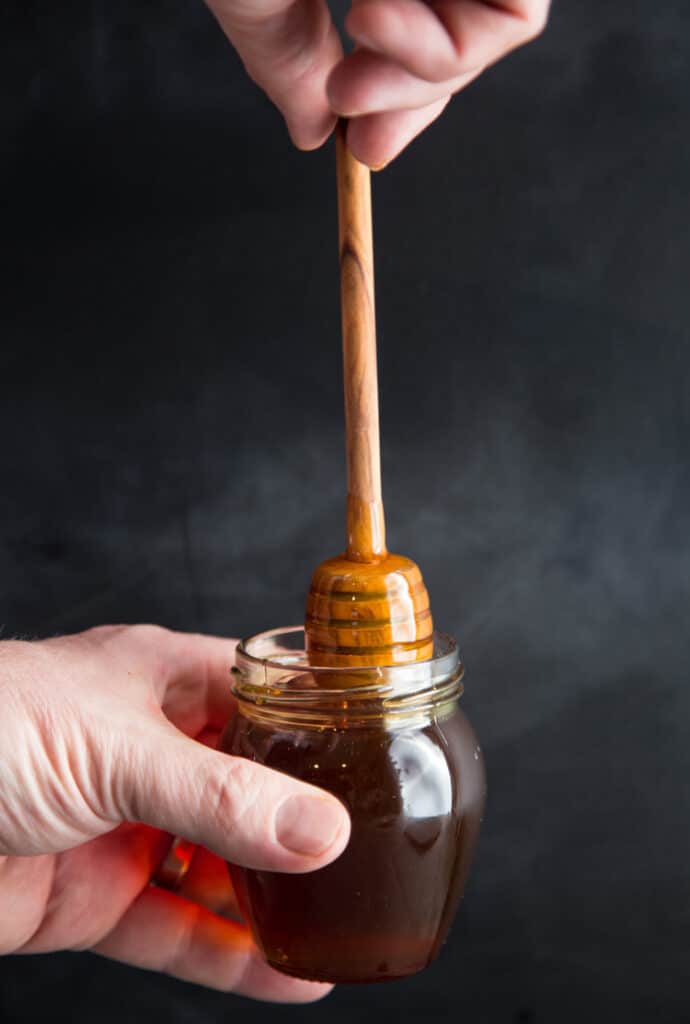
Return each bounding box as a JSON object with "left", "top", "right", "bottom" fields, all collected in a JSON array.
[{"left": 219, "top": 627, "right": 485, "bottom": 984}]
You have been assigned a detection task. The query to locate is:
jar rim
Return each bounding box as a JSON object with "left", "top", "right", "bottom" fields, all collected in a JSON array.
[{"left": 234, "top": 626, "right": 463, "bottom": 702}]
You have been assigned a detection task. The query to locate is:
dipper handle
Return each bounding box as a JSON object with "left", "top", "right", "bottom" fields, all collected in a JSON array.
[{"left": 336, "top": 120, "right": 387, "bottom": 563}]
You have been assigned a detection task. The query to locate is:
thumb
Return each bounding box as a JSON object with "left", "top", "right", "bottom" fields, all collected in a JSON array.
[
  {"left": 205, "top": 0, "right": 343, "bottom": 150},
  {"left": 117, "top": 722, "right": 350, "bottom": 873}
]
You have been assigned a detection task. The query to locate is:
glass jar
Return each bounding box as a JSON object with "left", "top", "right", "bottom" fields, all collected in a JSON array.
[{"left": 219, "top": 626, "right": 485, "bottom": 984}]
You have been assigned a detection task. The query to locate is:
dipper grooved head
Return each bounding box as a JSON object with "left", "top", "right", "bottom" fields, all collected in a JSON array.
[{"left": 305, "top": 552, "right": 433, "bottom": 668}]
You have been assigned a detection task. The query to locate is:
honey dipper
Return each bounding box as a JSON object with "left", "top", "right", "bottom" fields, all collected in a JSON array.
[{"left": 304, "top": 123, "right": 434, "bottom": 668}]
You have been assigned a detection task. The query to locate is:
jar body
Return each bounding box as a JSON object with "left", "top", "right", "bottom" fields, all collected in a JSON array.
[{"left": 219, "top": 664, "right": 485, "bottom": 984}]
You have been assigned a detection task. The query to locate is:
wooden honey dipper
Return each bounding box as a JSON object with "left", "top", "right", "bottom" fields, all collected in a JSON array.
[{"left": 304, "top": 123, "right": 434, "bottom": 668}]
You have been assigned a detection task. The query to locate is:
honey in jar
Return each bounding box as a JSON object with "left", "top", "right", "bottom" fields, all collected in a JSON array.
[{"left": 219, "top": 626, "right": 485, "bottom": 984}]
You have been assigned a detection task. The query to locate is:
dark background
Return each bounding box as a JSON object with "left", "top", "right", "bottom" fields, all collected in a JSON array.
[{"left": 2, "top": 0, "right": 689, "bottom": 1021}]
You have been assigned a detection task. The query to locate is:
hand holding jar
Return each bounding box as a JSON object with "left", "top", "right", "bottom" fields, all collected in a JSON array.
[
  {"left": 0, "top": 625, "right": 349, "bottom": 1003},
  {"left": 0, "top": 623, "right": 485, "bottom": 993}
]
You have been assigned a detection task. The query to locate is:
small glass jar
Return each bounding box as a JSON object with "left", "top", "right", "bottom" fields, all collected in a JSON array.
[{"left": 219, "top": 627, "right": 485, "bottom": 984}]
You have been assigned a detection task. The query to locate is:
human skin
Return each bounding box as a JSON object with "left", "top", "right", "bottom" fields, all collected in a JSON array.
[
  {"left": 0, "top": 625, "right": 351, "bottom": 1001},
  {"left": 203, "top": 0, "right": 551, "bottom": 167}
]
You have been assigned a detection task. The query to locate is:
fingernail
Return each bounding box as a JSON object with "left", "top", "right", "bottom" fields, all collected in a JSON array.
[
  {"left": 275, "top": 795, "right": 345, "bottom": 857},
  {"left": 370, "top": 160, "right": 389, "bottom": 172}
]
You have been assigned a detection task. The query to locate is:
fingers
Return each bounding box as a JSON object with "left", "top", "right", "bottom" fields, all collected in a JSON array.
[
  {"left": 94, "top": 885, "right": 332, "bottom": 1002},
  {"left": 88, "top": 624, "right": 238, "bottom": 736},
  {"left": 69, "top": 626, "right": 351, "bottom": 872},
  {"left": 0, "top": 853, "right": 54, "bottom": 954},
  {"left": 204, "top": 0, "right": 548, "bottom": 165},
  {"left": 118, "top": 725, "right": 351, "bottom": 873},
  {"left": 328, "top": 48, "right": 480, "bottom": 116},
  {"left": 333, "top": 0, "right": 548, "bottom": 166},
  {"left": 346, "top": 96, "right": 452, "bottom": 169},
  {"left": 152, "top": 629, "right": 239, "bottom": 735},
  {"left": 329, "top": 50, "right": 480, "bottom": 166},
  {"left": 347, "top": 0, "right": 460, "bottom": 82},
  {"left": 18, "top": 825, "right": 236, "bottom": 956},
  {"left": 20, "top": 824, "right": 170, "bottom": 954},
  {"left": 346, "top": 0, "right": 549, "bottom": 82},
  {"left": 205, "top": 0, "right": 343, "bottom": 149},
  {"left": 177, "top": 845, "right": 240, "bottom": 919}
]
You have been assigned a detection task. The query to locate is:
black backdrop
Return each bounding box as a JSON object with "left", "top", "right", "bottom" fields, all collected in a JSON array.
[{"left": 2, "top": 1, "right": 689, "bottom": 1021}]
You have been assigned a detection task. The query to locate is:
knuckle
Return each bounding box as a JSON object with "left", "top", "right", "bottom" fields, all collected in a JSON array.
[
  {"left": 80, "top": 624, "right": 128, "bottom": 642},
  {"left": 79, "top": 623, "right": 172, "bottom": 659},
  {"left": 112, "top": 624, "right": 174, "bottom": 687},
  {"left": 122, "top": 623, "right": 171, "bottom": 647},
  {"left": 200, "top": 756, "right": 260, "bottom": 836}
]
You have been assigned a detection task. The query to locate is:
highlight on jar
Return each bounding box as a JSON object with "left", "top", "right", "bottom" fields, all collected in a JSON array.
[{"left": 218, "top": 626, "right": 486, "bottom": 985}]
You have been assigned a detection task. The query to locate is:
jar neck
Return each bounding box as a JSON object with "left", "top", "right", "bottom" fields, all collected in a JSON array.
[{"left": 231, "top": 627, "right": 464, "bottom": 730}]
